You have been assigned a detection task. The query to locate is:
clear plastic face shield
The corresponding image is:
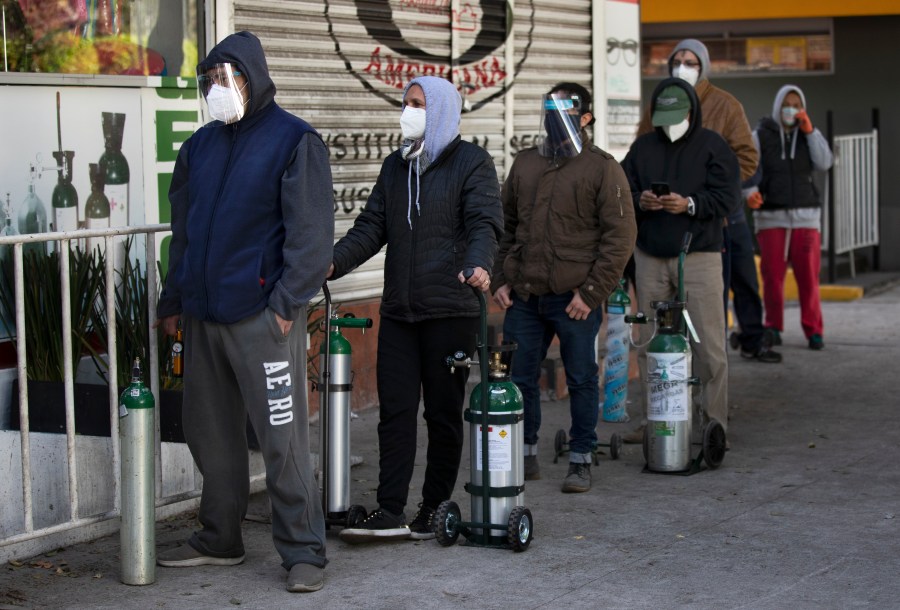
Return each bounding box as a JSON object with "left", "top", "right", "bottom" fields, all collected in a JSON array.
[
  {"left": 537, "top": 93, "right": 584, "bottom": 158},
  {"left": 197, "top": 63, "right": 248, "bottom": 126}
]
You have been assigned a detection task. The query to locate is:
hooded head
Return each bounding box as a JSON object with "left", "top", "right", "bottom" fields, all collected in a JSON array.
[
  {"left": 772, "top": 84, "right": 807, "bottom": 124},
  {"left": 401, "top": 76, "right": 462, "bottom": 166},
  {"left": 667, "top": 39, "right": 711, "bottom": 86},
  {"left": 198, "top": 31, "right": 276, "bottom": 122},
  {"left": 650, "top": 77, "right": 702, "bottom": 143},
  {"left": 768, "top": 84, "right": 809, "bottom": 159}
]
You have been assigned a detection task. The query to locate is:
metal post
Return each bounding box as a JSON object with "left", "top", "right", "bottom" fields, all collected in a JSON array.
[
  {"left": 872, "top": 107, "right": 881, "bottom": 272},
  {"left": 826, "top": 110, "right": 836, "bottom": 283}
]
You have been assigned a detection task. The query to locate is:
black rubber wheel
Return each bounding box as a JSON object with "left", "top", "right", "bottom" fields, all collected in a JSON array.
[
  {"left": 553, "top": 429, "right": 568, "bottom": 464},
  {"left": 703, "top": 419, "right": 727, "bottom": 469},
  {"left": 507, "top": 506, "right": 534, "bottom": 552},
  {"left": 434, "top": 500, "right": 461, "bottom": 547},
  {"left": 609, "top": 433, "right": 622, "bottom": 460},
  {"left": 346, "top": 505, "right": 367, "bottom": 528}
]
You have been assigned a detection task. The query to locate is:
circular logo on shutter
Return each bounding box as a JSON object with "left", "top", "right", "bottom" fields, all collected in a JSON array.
[{"left": 325, "top": 0, "right": 533, "bottom": 112}]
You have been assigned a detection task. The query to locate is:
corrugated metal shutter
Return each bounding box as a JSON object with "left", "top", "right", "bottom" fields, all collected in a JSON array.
[{"left": 230, "top": 0, "right": 595, "bottom": 303}]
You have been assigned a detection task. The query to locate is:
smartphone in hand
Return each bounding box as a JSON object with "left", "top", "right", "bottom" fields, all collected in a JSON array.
[{"left": 650, "top": 182, "right": 670, "bottom": 197}]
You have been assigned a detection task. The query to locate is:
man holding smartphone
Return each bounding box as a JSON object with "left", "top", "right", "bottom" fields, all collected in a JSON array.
[{"left": 621, "top": 78, "right": 740, "bottom": 448}]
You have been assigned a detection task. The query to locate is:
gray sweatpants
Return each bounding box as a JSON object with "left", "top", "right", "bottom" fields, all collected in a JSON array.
[{"left": 182, "top": 307, "right": 326, "bottom": 570}]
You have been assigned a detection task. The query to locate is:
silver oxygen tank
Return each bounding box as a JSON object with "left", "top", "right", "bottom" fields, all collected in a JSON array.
[{"left": 119, "top": 358, "right": 156, "bottom": 585}]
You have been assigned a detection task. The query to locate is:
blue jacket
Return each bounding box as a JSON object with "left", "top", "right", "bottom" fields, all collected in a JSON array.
[{"left": 158, "top": 31, "right": 334, "bottom": 324}]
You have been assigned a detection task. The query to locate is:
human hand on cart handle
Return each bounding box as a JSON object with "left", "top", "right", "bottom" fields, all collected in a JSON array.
[
  {"left": 154, "top": 314, "right": 180, "bottom": 337},
  {"left": 459, "top": 266, "right": 492, "bottom": 293},
  {"left": 566, "top": 290, "right": 592, "bottom": 321}
]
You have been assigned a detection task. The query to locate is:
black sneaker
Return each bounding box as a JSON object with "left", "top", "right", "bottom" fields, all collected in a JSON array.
[
  {"left": 808, "top": 334, "right": 825, "bottom": 350},
  {"left": 764, "top": 328, "right": 782, "bottom": 346},
  {"left": 728, "top": 332, "right": 741, "bottom": 351},
  {"left": 408, "top": 504, "right": 436, "bottom": 540},
  {"left": 740, "top": 347, "right": 782, "bottom": 363},
  {"left": 561, "top": 462, "right": 591, "bottom": 493},
  {"left": 339, "top": 508, "right": 410, "bottom": 544}
]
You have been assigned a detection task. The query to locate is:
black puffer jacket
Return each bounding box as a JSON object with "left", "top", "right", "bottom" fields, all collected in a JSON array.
[{"left": 331, "top": 137, "right": 502, "bottom": 322}]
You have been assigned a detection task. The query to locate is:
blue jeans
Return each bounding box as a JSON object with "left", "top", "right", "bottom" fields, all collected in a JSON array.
[{"left": 502, "top": 291, "right": 601, "bottom": 459}]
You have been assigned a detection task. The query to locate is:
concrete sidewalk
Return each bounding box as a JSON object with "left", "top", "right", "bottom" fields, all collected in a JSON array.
[{"left": 2, "top": 282, "right": 899, "bottom": 609}]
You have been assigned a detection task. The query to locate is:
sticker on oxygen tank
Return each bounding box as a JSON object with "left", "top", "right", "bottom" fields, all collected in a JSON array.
[
  {"left": 475, "top": 424, "right": 512, "bottom": 472},
  {"left": 647, "top": 353, "right": 690, "bottom": 421}
]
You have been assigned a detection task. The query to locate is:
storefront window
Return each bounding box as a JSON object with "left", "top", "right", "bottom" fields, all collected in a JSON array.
[
  {"left": 1, "top": 0, "right": 201, "bottom": 77},
  {"left": 641, "top": 19, "right": 833, "bottom": 78}
]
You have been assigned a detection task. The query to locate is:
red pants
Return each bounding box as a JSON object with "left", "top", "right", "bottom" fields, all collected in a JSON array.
[{"left": 757, "top": 227, "right": 824, "bottom": 339}]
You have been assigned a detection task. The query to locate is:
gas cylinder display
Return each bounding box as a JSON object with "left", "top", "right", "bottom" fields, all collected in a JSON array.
[{"left": 100, "top": 112, "right": 129, "bottom": 228}]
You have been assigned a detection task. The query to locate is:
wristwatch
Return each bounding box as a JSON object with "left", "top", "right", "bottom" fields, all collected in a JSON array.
[{"left": 686, "top": 197, "right": 696, "bottom": 216}]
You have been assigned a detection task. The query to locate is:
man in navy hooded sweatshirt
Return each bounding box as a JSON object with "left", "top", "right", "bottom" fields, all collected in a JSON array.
[{"left": 155, "top": 31, "right": 333, "bottom": 593}]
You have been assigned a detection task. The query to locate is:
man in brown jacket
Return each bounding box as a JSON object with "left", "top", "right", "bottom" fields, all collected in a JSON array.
[
  {"left": 492, "top": 82, "right": 636, "bottom": 492},
  {"left": 624, "top": 39, "right": 780, "bottom": 445}
]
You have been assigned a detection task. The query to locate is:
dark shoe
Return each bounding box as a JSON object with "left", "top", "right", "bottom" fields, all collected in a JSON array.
[
  {"left": 338, "top": 508, "right": 410, "bottom": 544},
  {"left": 808, "top": 334, "right": 825, "bottom": 350},
  {"left": 286, "top": 563, "right": 324, "bottom": 593},
  {"left": 561, "top": 462, "right": 591, "bottom": 493},
  {"left": 157, "top": 544, "right": 245, "bottom": 568},
  {"left": 764, "top": 328, "right": 782, "bottom": 346},
  {"left": 524, "top": 455, "right": 541, "bottom": 481},
  {"left": 740, "top": 347, "right": 782, "bottom": 363},
  {"left": 728, "top": 332, "right": 740, "bottom": 350},
  {"left": 408, "top": 503, "right": 436, "bottom": 540},
  {"left": 622, "top": 424, "right": 645, "bottom": 444}
]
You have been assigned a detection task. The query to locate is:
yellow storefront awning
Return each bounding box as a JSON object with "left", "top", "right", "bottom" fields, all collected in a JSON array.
[{"left": 642, "top": 0, "right": 900, "bottom": 23}]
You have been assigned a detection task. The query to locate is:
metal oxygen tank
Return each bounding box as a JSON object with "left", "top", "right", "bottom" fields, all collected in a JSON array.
[
  {"left": 466, "top": 344, "right": 524, "bottom": 546},
  {"left": 644, "top": 301, "right": 692, "bottom": 472},
  {"left": 119, "top": 358, "right": 156, "bottom": 585},
  {"left": 318, "top": 313, "right": 371, "bottom": 519},
  {"left": 602, "top": 278, "right": 632, "bottom": 422}
]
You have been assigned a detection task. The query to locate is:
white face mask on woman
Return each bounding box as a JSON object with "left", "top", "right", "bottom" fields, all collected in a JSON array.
[
  {"left": 672, "top": 64, "right": 699, "bottom": 87},
  {"left": 400, "top": 107, "right": 427, "bottom": 140},
  {"left": 781, "top": 106, "right": 800, "bottom": 127},
  {"left": 664, "top": 118, "right": 690, "bottom": 142}
]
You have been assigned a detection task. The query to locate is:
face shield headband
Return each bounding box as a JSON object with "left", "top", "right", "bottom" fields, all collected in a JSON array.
[
  {"left": 538, "top": 93, "right": 584, "bottom": 158},
  {"left": 197, "top": 63, "right": 248, "bottom": 126}
]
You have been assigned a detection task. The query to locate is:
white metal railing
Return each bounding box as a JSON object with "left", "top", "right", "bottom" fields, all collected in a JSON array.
[
  {"left": 822, "top": 129, "right": 880, "bottom": 277},
  {"left": 0, "top": 225, "right": 263, "bottom": 562}
]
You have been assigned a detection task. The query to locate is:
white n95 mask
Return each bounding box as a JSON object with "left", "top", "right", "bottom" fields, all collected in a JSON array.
[
  {"left": 672, "top": 65, "right": 699, "bottom": 87},
  {"left": 400, "top": 107, "right": 427, "bottom": 140},
  {"left": 206, "top": 84, "right": 245, "bottom": 124},
  {"left": 664, "top": 118, "right": 690, "bottom": 142}
]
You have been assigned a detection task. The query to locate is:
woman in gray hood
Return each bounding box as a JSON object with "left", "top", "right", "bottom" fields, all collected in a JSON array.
[{"left": 329, "top": 76, "right": 503, "bottom": 543}]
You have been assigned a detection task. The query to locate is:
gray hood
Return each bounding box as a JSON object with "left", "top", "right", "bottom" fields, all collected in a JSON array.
[{"left": 668, "top": 38, "right": 711, "bottom": 82}]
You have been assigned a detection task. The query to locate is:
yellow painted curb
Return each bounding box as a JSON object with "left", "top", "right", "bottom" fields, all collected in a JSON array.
[
  {"left": 753, "top": 256, "right": 863, "bottom": 302},
  {"left": 819, "top": 285, "right": 864, "bottom": 301}
]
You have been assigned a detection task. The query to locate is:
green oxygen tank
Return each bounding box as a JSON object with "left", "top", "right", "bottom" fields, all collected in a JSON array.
[
  {"left": 84, "top": 162, "right": 111, "bottom": 255},
  {"left": 119, "top": 358, "right": 156, "bottom": 585},
  {"left": 100, "top": 112, "right": 129, "bottom": 228}
]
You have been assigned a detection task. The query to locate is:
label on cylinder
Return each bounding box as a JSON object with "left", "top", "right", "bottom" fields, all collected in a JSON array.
[
  {"left": 647, "top": 352, "right": 689, "bottom": 421},
  {"left": 107, "top": 184, "right": 128, "bottom": 227},
  {"left": 475, "top": 424, "right": 511, "bottom": 472},
  {"left": 53, "top": 206, "right": 78, "bottom": 232}
]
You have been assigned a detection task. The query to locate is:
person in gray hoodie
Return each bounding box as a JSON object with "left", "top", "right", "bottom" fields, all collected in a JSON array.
[
  {"left": 329, "top": 76, "right": 502, "bottom": 543},
  {"left": 747, "top": 84, "right": 833, "bottom": 350}
]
